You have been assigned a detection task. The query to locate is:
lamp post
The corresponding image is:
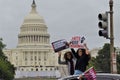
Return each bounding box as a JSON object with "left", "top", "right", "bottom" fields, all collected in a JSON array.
[{"left": 109, "top": 0, "right": 117, "bottom": 74}]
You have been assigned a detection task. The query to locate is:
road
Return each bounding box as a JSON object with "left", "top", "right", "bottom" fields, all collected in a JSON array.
[{"left": 14, "top": 77, "right": 56, "bottom": 80}]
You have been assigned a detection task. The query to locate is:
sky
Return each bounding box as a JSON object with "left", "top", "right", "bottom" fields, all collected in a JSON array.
[{"left": 0, "top": 0, "right": 120, "bottom": 50}]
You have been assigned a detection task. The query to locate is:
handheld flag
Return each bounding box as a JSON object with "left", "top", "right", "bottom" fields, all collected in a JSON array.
[{"left": 84, "top": 67, "right": 96, "bottom": 80}]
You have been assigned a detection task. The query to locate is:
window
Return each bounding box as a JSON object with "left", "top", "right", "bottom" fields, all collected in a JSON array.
[
  {"left": 41, "top": 69, "right": 43, "bottom": 71},
  {"left": 35, "top": 56, "right": 37, "bottom": 61},
  {"left": 36, "top": 68, "right": 38, "bottom": 71},
  {"left": 31, "top": 68, "right": 33, "bottom": 71},
  {"left": 21, "top": 69, "right": 24, "bottom": 71},
  {"left": 50, "top": 68, "right": 52, "bottom": 71}
]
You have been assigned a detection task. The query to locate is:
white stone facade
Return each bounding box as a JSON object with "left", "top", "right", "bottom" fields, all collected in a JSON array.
[
  {"left": 90, "top": 48, "right": 101, "bottom": 58},
  {"left": 3, "top": 0, "right": 59, "bottom": 78},
  {"left": 90, "top": 47, "right": 120, "bottom": 58},
  {"left": 116, "top": 47, "right": 120, "bottom": 54}
]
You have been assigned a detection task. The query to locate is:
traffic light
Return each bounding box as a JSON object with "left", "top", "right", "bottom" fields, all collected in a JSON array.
[{"left": 98, "top": 12, "right": 108, "bottom": 39}]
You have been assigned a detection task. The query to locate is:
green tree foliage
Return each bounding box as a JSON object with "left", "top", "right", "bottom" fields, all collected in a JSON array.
[
  {"left": 87, "top": 57, "right": 97, "bottom": 69},
  {"left": 95, "top": 43, "right": 111, "bottom": 73},
  {"left": 89, "top": 43, "right": 120, "bottom": 73},
  {"left": 0, "top": 38, "right": 15, "bottom": 80}
]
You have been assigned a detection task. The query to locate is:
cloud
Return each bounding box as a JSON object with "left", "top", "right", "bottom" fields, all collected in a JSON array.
[{"left": 0, "top": 0, "right": 119, "bottom": 49}]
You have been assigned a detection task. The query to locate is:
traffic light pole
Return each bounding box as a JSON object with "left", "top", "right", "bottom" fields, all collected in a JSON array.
[{"left": 109, "top": 0, "right": 117, "bottom": 74}]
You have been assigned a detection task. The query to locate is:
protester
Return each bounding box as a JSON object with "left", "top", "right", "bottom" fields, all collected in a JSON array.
[
  {"left": 70, "top": 43, "right": 91, "bottom": 76},
  {"left": 58, "top": 51, "right": 76, "bottom": 75}
]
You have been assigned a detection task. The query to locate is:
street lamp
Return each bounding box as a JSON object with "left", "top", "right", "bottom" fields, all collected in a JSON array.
[{"left": 109, "top": 0, "right": 117, "bottom": 74}]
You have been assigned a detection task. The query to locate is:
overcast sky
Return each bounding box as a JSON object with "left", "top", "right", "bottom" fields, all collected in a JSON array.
[{"left": 0, "top": 0, "right": 120, "bottom": 49}]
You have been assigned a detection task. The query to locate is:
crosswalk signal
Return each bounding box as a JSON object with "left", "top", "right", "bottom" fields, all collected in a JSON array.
[{"left": 98, "top": 12, "right": 108, "bottom": 39}]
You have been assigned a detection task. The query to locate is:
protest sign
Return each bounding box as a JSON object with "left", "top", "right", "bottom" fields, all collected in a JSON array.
[
  {"left": 70, "top": 36, "right": 85, "bottom": 48},
  {"left": 84, "top": 67, "right": 96, "bottom": 80},
  {"left": 52, "top": 39, "right": 69, "bottom": 52}
]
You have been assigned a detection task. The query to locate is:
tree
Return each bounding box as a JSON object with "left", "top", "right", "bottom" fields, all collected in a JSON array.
[
  {"left": 87, "top": 43, "right": 111, "bottom": 72},
  {"left": 95, "top": 43, "right": 111, "bottom": 73},
  {"left": 89, "top": 43, "right": 120, "bottom": 73},
  {"left": 0, "top": 38, "right": 15, "bottom": 80}
]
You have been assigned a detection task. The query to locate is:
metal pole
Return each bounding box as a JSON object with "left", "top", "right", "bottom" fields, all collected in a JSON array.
[{"left": 109, "top": 0, "right": 117, "bottom": 74}]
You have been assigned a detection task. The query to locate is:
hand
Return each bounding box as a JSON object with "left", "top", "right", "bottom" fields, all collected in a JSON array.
[
  {"left": 83, "top": 43, "right": 90, "bottom": 55},
  {"left": 83, "top": 43, "right": 87, "bottom": 47},
  {"left": 79, "top": 75, "right": 83, "bottom": 80},
  {"left": 58, "top": 51, "right": 62, "bottom": 56},
  {"left": 83, "top": 43, "right": 89, "bottom": 50},
  {"left": 65, "top": 42, "right": 70, "bottom": 47}
]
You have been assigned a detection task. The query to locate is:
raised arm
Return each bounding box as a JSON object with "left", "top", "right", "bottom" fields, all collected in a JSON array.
[
  {"left": 58, "top": 51, "right": 67, "bottom": 64},
  {"left": 83, "top": 43, "right": 90, "bottom": 55},
  {"left": 65, "top": 42, "right": 79, "bottom": 58},
  {"left": 71, "top": 48, "right": 79, "bottom": 58}
]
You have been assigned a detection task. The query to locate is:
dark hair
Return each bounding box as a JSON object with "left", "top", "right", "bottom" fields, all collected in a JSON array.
[
  {"left": 76, "top": 48, "right": 86, "bottom": 56},
  {"left": 64, "top": 51, "right": 73, "bottom": 61}
]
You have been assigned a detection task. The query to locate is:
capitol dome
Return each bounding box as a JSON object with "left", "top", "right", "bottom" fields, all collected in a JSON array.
[
  {"left": 17, "top": 0, "right": 50, "bottom": 48},
  {"left": 23, "top": 0, "right": 45, "bottom": 24}
]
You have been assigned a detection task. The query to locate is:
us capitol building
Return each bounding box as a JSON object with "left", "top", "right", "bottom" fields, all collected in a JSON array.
[{"left": 3, "top": 0, "right": 61, "bottom": 78}]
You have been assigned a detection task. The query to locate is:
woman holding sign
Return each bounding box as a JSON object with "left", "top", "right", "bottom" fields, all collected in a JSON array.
[
  {"left": 58, "top": 51, "right": 76, "bottom": 75},
  {"left": 70, "top": 43, "right": 91, "bottom": 75}
]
